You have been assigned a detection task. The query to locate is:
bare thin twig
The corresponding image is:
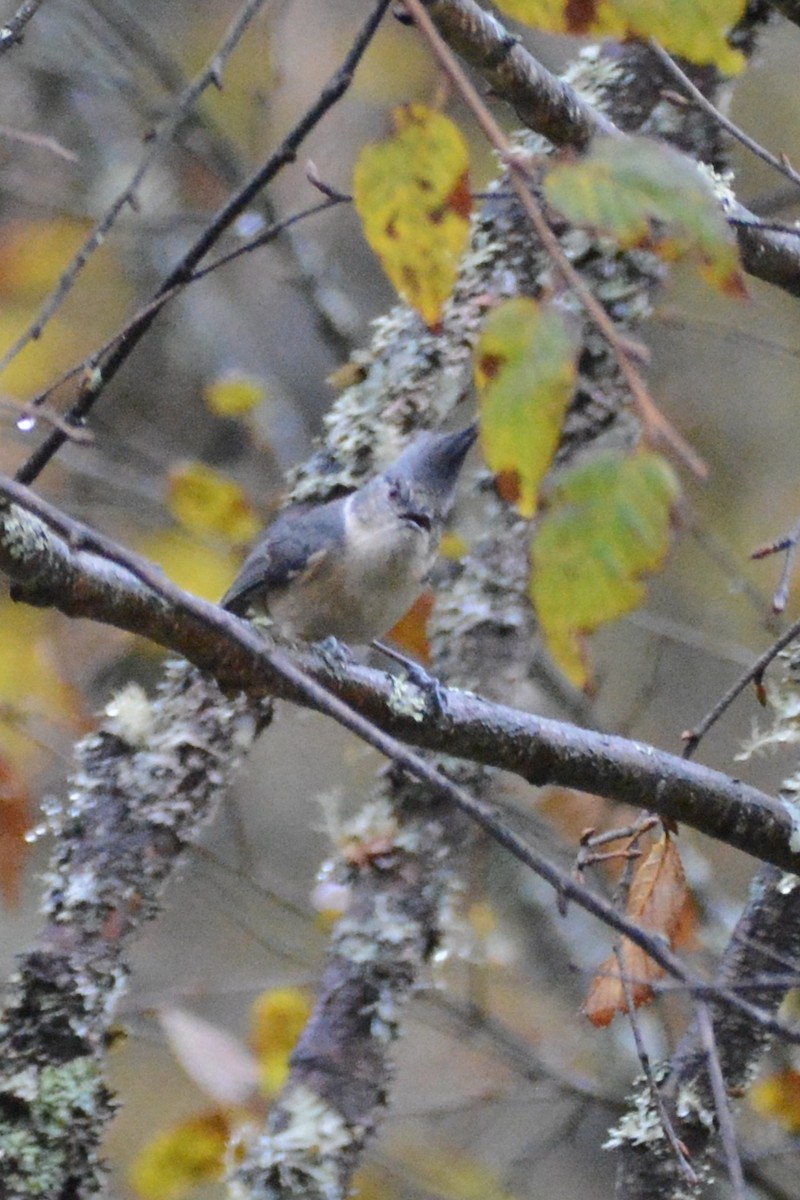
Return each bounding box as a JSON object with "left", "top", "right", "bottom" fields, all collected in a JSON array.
[
  {"left": 681, "top": 617, "right": 800, "bottom": 758},
  {"left": 402, "top": 0, "right": 707, "bottom": 479},
  {"left": 0, "top": 0, "right": 271, "bottom": 380},
  {"left": 752, "top": 517, "right": 800, "bottom": 613},
  {"left": 649, "top": 39, "right": 800, "bottom": 194},
  {"left": 696, "top": 1004, "right": 747, "bottom": 1200},
  {"left": 0, "top": 123, "right": 77, "bottom": 161},
  {"left": 614, "top": 944, "right": 699, "bottom": 1186},
  {"left": 15, "top": 0, "right": 394, "bottom": 486},
  {"left": 0, "top": 0, "right": 46, "bottom": 52}
]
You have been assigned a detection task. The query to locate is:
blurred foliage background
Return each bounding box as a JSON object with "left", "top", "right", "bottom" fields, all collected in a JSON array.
[{"left": 2, "top": 2, "right": 800, "bottom": 1197}]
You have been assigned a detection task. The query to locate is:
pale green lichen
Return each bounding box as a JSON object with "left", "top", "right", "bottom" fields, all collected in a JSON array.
[
  {"left": 231, "top": 1084, "right": 351, "bottom": 1200},
  {"left": 104, "top": 683, "right": 155, "bottom": 747},
  {"left": 675, "top": 1081, "right": 716, "bottom": 1131},
  {"left": 387, "top": 676, "right": 428, "bottom": 722},
  {"left": 0, "top": 1057, "right": 104, "bottom": 1197},
  {"left": 603, "top": 1067, "right": 670, "bottom": 1149}
]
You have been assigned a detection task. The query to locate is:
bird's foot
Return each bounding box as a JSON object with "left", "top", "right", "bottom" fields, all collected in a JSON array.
[
  {"left": 315, "top": 636, "right": 353, "bottom": 668},
  {"left": 372, "top": 640, "right": 447, "bottom": 715}
]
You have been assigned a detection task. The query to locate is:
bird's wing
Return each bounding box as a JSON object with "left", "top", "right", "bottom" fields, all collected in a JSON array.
[{"left": 220, "top": 499, "right": 344, "bottom": 615}]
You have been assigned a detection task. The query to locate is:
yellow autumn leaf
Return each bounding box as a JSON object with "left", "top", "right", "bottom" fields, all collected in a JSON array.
[
  {"left": 0, "top": 218, "right": 130, "bottom": 397},
  {"left": 249, "top": 986, "right": 312, "bottom": 1098},
  {"left": 0, "top": 603, "right": 81, "bottom": 766},
  {"left": 474, "top": 298, "right": 580, "bottom": 517},
  {"left": 138, "top": 530, "right": 240, "bottom": 603},
  {"left": 204, "top": 370, "right": 266, "bottom": 417},
  {"left": 404, "top": 1145, "right": 518, "bottom": 1200},
  {"left": 531, "top": 450, "right": 680, "bottom": 689},
  {"left": 0, "top": 217, "right": 91, "bottom": 301},
  {"left": 129, "top": 1110, "right": 230, "bottom": 1200},
  {"left": 544, "top": 137, "right": 745, "bottom": 298},
  {"left": 353, "top": 104, "right": 471, "bottom": 329},
  {"left": 493, "top": 0, "right": 746, "bottom": 74},
  {"left": 167, "top": 462, "right": 261, "bottom": 546},
  {"left": 752, "top": 1069, "right": 800, "bottom": 1133}
]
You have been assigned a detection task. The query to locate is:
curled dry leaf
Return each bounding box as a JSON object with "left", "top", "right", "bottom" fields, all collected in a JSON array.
[{"left": 583, "top": 834, "right": 692, "bottom": 1027}]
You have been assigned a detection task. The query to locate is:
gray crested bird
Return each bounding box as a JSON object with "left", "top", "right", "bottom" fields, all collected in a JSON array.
[{"left": 220, "top": 423, "right": 477, "bottom": 642}]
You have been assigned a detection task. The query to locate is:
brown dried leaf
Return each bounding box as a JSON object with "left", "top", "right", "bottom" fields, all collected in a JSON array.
[{"left": 584, "top": 834, "right": 688, "bottom": 1026}]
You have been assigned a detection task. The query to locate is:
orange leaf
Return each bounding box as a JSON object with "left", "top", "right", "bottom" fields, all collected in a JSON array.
[
  {"left": 386, "top": 591, "right": 434, "bottom": 664},
  {"left": 0, "top": 754, "right": 31, "bottom": 907},
  {"left": 584, "top": 834, "right": 688, "bottom": 1026}
]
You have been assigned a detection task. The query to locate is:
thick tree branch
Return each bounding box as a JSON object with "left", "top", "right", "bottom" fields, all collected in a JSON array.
[
  {"left": 0, "top": 0, "right": 46, "bottom": 53},
  {"left": 1, "top": 475, "right": 797, "bottom": 875},
  {"left": 0, "top": 660, "right": 271, "bottom": 1196},
  {"left": 614, "top": 865, "right": 800, "bottom": 1199},
  {"left": 1, "top": 13, "right": 795, "bottom": 1195},
  {"left": 417, "top": 0, "right": 800, "bottom": 298},
  {"left": 421, "top": 0, "right": 618, "bottom": 146}
]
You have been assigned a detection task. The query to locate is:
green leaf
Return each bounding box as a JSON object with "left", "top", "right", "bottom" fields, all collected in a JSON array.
[
  {"left": 531, "top": 450, "right": 680, "bottom": 689},
  {"left": 353, "top": 104, "right": 472, "bottom": 329},
  {"left": 474, "top": 298, "right": 580, "bottom": 517},
  {"left": 544, "top": 137, "right": 745, "bottom": 297}
]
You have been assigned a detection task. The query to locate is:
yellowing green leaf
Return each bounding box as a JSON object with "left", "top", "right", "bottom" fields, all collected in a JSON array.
[
  {"left": 167, "top": 462, "right": 261, "bottom": 546},
  {"left": 204, "top": 370, "right": 266, "bottom": 417},
  {"left": 474, "top": 298, "right": 580, "bottom": 517},
  {"left": 493, "top": 0, "right": 745, "bottom": 73},
  {"left": 544, "top": 137, "right": 745, "bottom": 297},
  {"left": 531, "top": 450, "right": 680, "bottom": 689},
  {"left": 129, "top": 1111, "right": 230, "bottom": 1200},
  {"left": 353, "top": 104, "right": 471, "bottom": 328},
  {"left": 249, "top": 986, "right": 312, "bottom": 1098}
]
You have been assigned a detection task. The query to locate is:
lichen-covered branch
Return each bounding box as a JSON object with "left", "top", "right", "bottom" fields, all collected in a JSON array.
[
  {"left": 420, "top": 1, "right": 800, "bottom": 299},
  {"left": 614, "top": 646, "right": 800, "bottom": 1197},
  {"left": 3, "top": 479, "right": 795, "bottom": 872},
  {"left": 612, "top": 864, "right": 800, "bottom": 1200},
  {"left": 0, "top": 663, "right": 271, "bottom": 1196},
  {"left": 230, "top": 777, "right": 471, "bottom": 1200},
  {"left": 0, "top": 13, "right": 794, "bottom": 1199}
]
